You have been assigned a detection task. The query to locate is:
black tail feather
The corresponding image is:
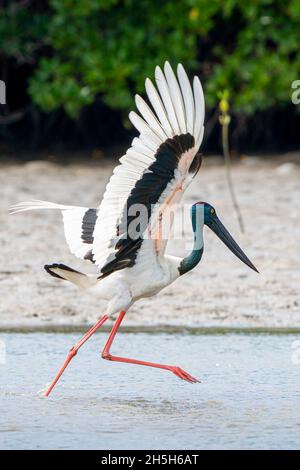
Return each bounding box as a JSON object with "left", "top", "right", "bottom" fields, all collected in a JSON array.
[{"left": 44, "top": 263, "right": 82, "bottom": 280}]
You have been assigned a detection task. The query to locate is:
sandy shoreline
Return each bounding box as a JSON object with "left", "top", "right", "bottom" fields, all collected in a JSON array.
[{"left": 1, "top": 155, "right": 299, "bottom": 329}]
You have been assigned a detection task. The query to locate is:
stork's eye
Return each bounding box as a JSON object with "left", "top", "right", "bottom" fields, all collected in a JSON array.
[{"left": 210, "top": 208, "right": 215, "bottom": 214}]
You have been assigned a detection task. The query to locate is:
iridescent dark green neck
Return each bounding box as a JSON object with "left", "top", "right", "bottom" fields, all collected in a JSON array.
[
  {"left": 178, "top": 204, "right": 204, "bottom": 276},
  {"left": 178, "top": 245, "right": 203, "bottom": 275}
]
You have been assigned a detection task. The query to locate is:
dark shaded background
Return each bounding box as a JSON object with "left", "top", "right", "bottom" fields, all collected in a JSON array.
[{"left": 1, "top": 0, "right": 300, "bottom": 157}]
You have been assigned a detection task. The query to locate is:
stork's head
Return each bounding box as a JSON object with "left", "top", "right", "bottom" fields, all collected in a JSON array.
[{"left": 192, "top": 202, "right": 258, "bottom": 273}]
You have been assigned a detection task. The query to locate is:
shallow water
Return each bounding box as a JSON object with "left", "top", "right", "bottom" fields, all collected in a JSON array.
[{"left": 0, "top": 331, "right": 299, "bottom": 450}]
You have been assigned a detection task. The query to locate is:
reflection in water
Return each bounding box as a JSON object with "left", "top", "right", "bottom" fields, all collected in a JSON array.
[{"left": 0, "top": 331, "right": 299, "bottom": 449}]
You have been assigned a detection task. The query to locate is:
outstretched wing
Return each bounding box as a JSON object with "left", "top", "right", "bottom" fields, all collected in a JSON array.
[
  {"left": 92, "top": 62, "right": 205, "bottom": 278},
  {"left": 10, "top": 200, "right": 98, "bottom": 262}
]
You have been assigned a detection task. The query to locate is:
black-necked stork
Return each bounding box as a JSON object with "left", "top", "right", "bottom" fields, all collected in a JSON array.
[{"left": 10, "top": 62, "right": 258, "bottom": 396}]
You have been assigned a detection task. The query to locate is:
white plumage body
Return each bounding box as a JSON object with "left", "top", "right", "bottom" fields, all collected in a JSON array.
[{"left": 89, "top": 252, "right": 181, "bottom": 317}]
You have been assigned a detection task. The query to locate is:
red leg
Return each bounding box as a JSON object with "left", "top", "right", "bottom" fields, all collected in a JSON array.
[
  {"left": 44, "top": 314, "right": 109, "bottom": 397},
  {"left": 102, "top": 310, "right": 199, "bottom": 384}
]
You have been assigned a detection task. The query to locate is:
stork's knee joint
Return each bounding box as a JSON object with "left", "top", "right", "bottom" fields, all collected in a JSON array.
[
  {"left": 102, "top": 350, "right": 111, "bottom": 360},
  {"left": 69, "top": 347, "right": 77, "bottom": 358}
]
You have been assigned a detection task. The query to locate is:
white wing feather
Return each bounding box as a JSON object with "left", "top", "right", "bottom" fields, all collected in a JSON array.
[
  {"left": 155, "top": 65, "right": 179, "bottom": 134},
  {"left": 9, "top": 200, "right": 93, "bottom": 260},
  {"left": 193, "top": 76, "right": 205, "bottom": 147},
  {"left": 145, "top": 78, "right": 173, "bottom": 135},
  {"left": 135, "top": 95, "right": 167, "bottom": 141},
  {"left": 164, "top": 61, "right": 186, "bottom": 134},
  {"left": 177, "top": 64, "right": 195, "bottom": 135}
]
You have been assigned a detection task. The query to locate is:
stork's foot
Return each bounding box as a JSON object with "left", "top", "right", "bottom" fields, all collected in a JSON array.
[{"left": 169, "top": 366, "right": 200, "bottom": 384}]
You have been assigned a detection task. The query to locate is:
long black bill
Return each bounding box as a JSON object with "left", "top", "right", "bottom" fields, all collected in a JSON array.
[{"left": 209, "top": 216, "right": 259, "bottom": 273}]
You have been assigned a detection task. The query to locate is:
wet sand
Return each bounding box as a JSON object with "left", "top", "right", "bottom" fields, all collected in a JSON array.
[{"left": 0, "top": 155, "right": 299, "bottom": 329}]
